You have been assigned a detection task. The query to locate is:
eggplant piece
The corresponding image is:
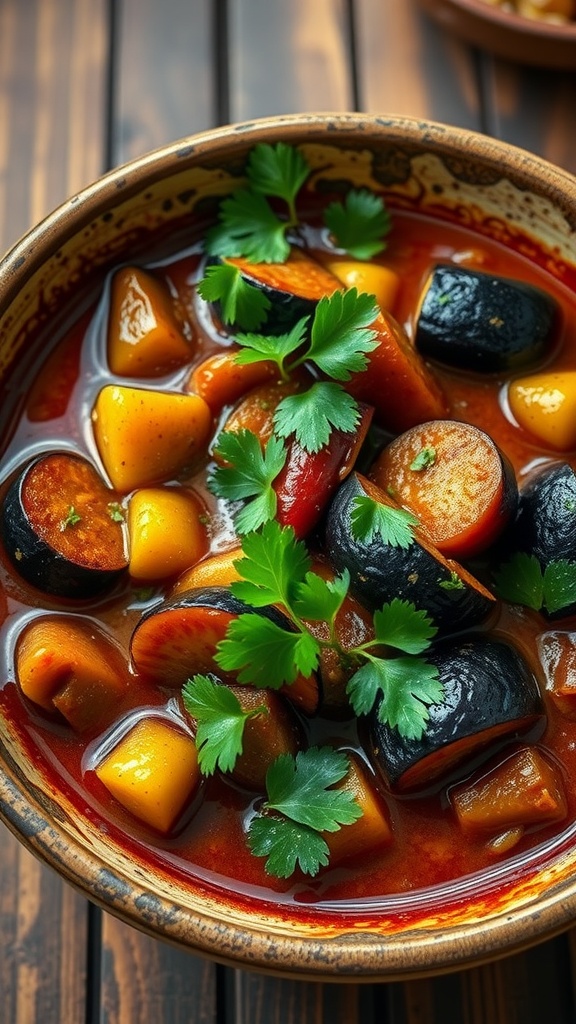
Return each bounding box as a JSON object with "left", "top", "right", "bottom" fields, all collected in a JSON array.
[
  {"left": 513, "top": 461, "right": 576, "bottom": 566},
  {"left": 368, "top": 636, "right": 545, "bottom": 792},
  {"left": 325, "top": 472, "right": 496, "bottom": 634},
  {"left": 209, "top": 248, "right": 341, "bottom": 333},
  {"left": 1, "top": 453, "right": 128, "bottom": 598},
  {"left": 130, "top": 585, "right": 319, "bottom": 714},
  {"left": 415, "top": 264, "right": 558, "bottom": 373}
]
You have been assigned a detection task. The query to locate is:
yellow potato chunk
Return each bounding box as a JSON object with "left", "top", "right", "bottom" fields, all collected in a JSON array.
[
  {"left": 95, "top": 718, "right": 200, "bottom": 833},
  {"left": 107, "top": 266, "right": 192, "bottom": 377},
  {"left": 321, "top": 259, "right": 400, "bottom": 312},
  {"left": 128, "top": 487, "right": 208, "bottom": 580},
  {"left": 508, "top": 371, "right": 576, "bottom": 451},
  {"left": 92, "top": 385, "right": 213, "bottom": 491}
]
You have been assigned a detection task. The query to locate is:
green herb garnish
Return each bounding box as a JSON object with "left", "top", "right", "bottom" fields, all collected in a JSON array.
[
  {"left": 350, "top": 495, "right": 419, "bottom": 548},
  {"left": 410, "top": 447, "right": 436, "bottom": 471},
  {"left": 197, "top": 263, "right": 271, "bottom": 330},
  {"left": 323, "top": 189, "right": 391, "bottom": 260},
  {"left": 439, "top": 571, "right": 465, "bottom": 592},
  {"left": 182, "top": 674, "right": 268, "bottom": 775},
  {"left": 494, "top": 552, "right": 576, "bottom": 615},
  {"left": 248, "top": 746, "right": 362, "bottom": 878},
  {"left": 210, "top": 429, "right": 287, "bottom": 534},
  {"left": 212, "top": 521, "right": 440, "bottom": 741},
  {"left": 107, "top": 501, "right": 125, "bottom": 523},
  {"left": 60, "top": 506, "right": 81, "bottom": 531}
]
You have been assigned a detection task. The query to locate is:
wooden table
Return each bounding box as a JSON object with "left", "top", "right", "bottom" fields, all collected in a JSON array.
[{"left": 1, "top": 2, "right": 576, "bottom": 1021}]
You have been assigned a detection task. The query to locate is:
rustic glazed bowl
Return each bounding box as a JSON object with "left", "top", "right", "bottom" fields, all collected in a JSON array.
[
  {"left": 2, "top": 113, "right": 576, "bottom": 981},
  {"left": 417, "top": 0, "right": 576, "bottom": 68}
]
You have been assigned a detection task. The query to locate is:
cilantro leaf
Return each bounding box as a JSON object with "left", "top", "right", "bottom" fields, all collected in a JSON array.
[
  {"left": 265, "top": 747, "right": 361, "bottom": 831},
  {"left": 323, "top": 189, "right": 392, "bottom": 260},
  {"left": 248, "top": 814, "right": 330, "bottom": 878},
  {"left": 347, "top": 656, "right": 442, "bottom": 739},
  {"left": 293, "top": 569, "right": 350, "bottom": 625},
  {"left": 410, "top": 447, "right": 436, "bottom": 471},
  {"left": 197, "top": 263, "right": 271, "bottom": 329},
  {"left": 306, "top": 289, "right": 379, "bottom": 381},
  {"left": 230, "top": 520, "right": 311, "bottom": 608},
  {"left": 273, "top": 380, "right": 360, "bottom": 454},
  {"left": 215, "top": 612, "right": 320, "bottom": 685},
  {"left": 205, "top": 190, "right": 290, "bottom": 263},
  {"left": 350, "top": 495, "right": 419, "bottom": 548},
  {"left": 493, "top": 552, "right": 544, "bottom": 611},
  {"left": 246, "top": 142, "right": 310, "bottom": 216},
  {"left": 182, "top": 674, "right": 266, "bottom": 775},
  {"left": 234, "top": 318, "right": 309, "bottom": 375},
  {"left": 372, "top": 598, "right": 437, "bottom": 654},
  {"left": 543, "top": 560, "right": 576, "bottom": 615},
  {"left": 209, "top": 430, "right": 287, "bottom": 534}
]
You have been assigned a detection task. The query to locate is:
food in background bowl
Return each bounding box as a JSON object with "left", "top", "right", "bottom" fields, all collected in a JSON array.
[
  {"left": 484, "top": 0, "right": 575, "bottom": 24},
  {"left": 2, "top": 114, "right": 576, "bottom": 979}
]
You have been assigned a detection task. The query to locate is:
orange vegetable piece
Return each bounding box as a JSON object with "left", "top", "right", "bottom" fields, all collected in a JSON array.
[
  {"left": 451, "top": 746, "right": 567, "bottom": 838},
  {"left": 538, "top": 630, "right": 576, "bottom": 718},
  {"left": 107, "top": 266, "right": 192, "bottom": 377},
  {"left": 92, "top": 384, "right": 213, "bottom": 492},
  {"left": 16, "top": 616, "right": 131, "bottom": 733},
  {"left": 188, "top": 350, "right": 278, "bottom": 413},
  {"left": 95, "top": 717, "right": 200, "bottom": 833},
  {"left": 346, "top": 311, "right": 448, "bottom": 432},
  {"left": 321, "top": 258, "right": 400, "bottom": 312},
  {"left": 323, "top": 754, "right": 392, "bottom": 866},
  {"left": 127, "top": 487, "right": 208, "bottom": 580},
  {"left": 370, "top": 419, "right": 517, "bottom": 559},
  {"left": 508, "top": 371, "right": 576, "bottom": 451},
  {"left": 171, "top": 548, "right": 243, "bottom": 594}
]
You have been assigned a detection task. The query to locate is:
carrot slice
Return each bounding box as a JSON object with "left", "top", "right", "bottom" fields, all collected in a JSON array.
[
  {"left": 346, "top": 310, "right": 448, "bottom": 432},
  {"left": 370, "top": 419, "right": 518, "bottom": 559}
]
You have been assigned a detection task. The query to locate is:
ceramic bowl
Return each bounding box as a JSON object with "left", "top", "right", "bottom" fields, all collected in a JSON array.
[
  {"left": 416, "top": 0, "right": 576, "bottom": 68},
  {"left": 1, "top": 113, "right": 576, "bottom": 981}
]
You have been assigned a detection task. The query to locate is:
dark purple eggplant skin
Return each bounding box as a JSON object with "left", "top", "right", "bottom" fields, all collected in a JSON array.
[
  {"left": 1, "top": 469, "right": 123, "bottom": 599},
  {"left": 324, "top": 473, "right": 496, "bottom": 634},
  {"left": 368, "top": 635, "right": 545, "bottom": 791},
  {"left": 415, "top": 264, "right": 558, "bottom": 373}
]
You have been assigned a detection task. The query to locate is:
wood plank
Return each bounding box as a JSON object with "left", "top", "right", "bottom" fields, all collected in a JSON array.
[
  {"left": 0, "top": 0, "right": 109, "bottom": 253},
  {"left": 355, "top": 0, "right": 482, "bottom": 128},
  {"left": 228, "top": 0, "right": 353, "bottom": 120},
  {"left": 480, "top": 58, "right": 576, "bottom": 175},
  {"left": 0, "top": 832, "right": 89, "bottom": 1024},
  {"left": 231, "top": 970, "right": 370, "bottom": 1024},
  {"left": 112, "top": 0, "right": 213, "bottom": 164},
  {"left": 97, "top": 912, "right": 217, "bottom": 1024}
]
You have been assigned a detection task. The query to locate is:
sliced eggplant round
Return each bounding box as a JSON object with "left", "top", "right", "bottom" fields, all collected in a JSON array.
[
  {"left": 368, "top": 635, "right": 545, "bottom": 792},
  {"left": 513, "top": 461, "right": 576, "bottom": 566},
  {"left": 1, "top": 453, "right": 128, "bottom": 598},
  {"left": 415, "top": 264, "right": 558, "bottom": 373},
  {"left": 130, "top": 585, "right": 320, "bottom": 714},
  {"left": 208, "top": 248, "right": 341, "bottom": 333},
  {"left": 325, "top": 472, "right": 497, "bottom": 634}
]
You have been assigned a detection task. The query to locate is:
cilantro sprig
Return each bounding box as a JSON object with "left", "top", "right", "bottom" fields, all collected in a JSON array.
[
  {"left": 350, "top": 495, "right": 419, "bottom": 548},
  {"left": 182, "top": 674, "right": 269, "bottom": 775},
  {"left": 494, "top": 552, "right": 576, "bottom": 616},
  {"left": 248, "top": 747, "right": 362, "bottom": 878},
  {"left": 203, "top": 142, "right": 391, "bottom": 271},
  {"left": 213, "top": 520, "right": 440, "bottom": 740},
  {"left": 210, "top": 430, "right": 287, "bottom": 534}
]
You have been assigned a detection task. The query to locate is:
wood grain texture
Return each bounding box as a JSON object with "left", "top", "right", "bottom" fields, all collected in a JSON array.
[
  {"left": 355, "top": 0, "right": 482, "bottom": 128},
  {"left": 0, "top": 0, "right": 109, "bottom": 253},
  {"left": 228, "top": 0, "right": 353, "bottom": 120},
  {"left": 112, "top": 0, "right": 214, "bottom": 164}
]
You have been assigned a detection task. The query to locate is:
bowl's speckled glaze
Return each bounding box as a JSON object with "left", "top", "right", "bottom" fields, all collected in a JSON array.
[{"left": 2, "top": 113, "right": 576, "bottom": 981}]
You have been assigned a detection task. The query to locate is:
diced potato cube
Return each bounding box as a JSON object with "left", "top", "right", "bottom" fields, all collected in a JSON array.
[
  {"left": 127, "top": 487, "right": 208, "bottom": 580},
  {"left": 321, "top": 259, "right": 400, "bottom": 313},
  {"left": 92, "top": 385, "right": 212, "bottom": 491},
  {"left": 95, "top": 717, "right": 200, "bottom": 833},
  {"left": 107, "top": 266, "right": 192, "bottom": 377},
  {"left": 451, "top": 747, "right": 567, "bottom": 838},
  {"left": 508, "top": 371, "right": 576, "bottom": 452}
]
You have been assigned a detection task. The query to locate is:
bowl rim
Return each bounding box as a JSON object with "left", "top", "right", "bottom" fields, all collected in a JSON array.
[
  {"left": 441, "top": 0, "right": 576, "bottom": 39},
  {"left": 2, "top": 111, "right": 576, "bottom": 980}
]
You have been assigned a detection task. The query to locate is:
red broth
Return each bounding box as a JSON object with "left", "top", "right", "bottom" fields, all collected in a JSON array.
[{"left": 2, "top": 209, "right": 576, "bottom": 908}]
